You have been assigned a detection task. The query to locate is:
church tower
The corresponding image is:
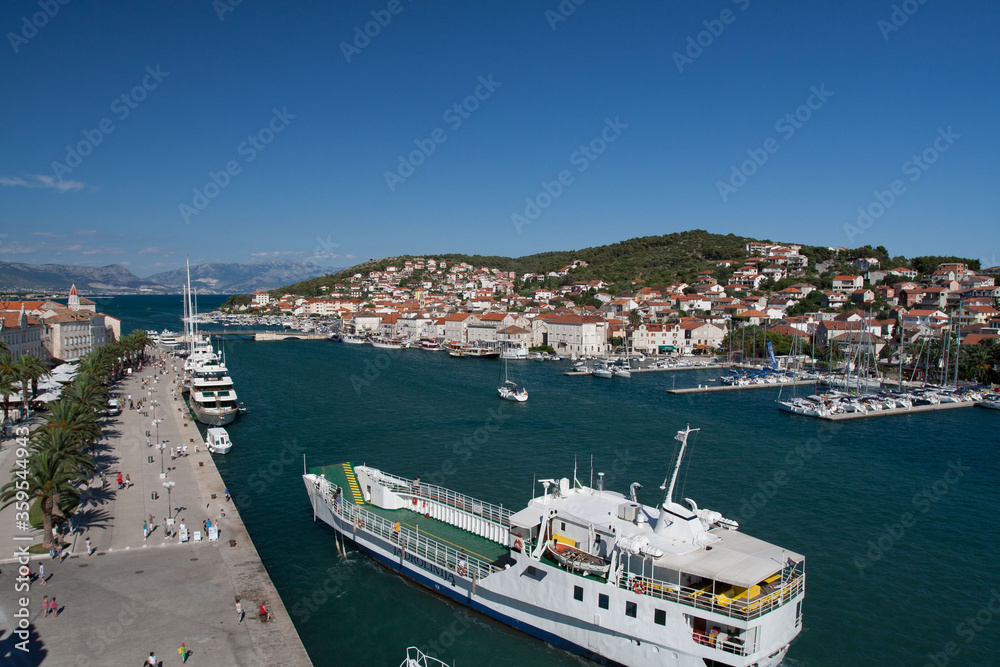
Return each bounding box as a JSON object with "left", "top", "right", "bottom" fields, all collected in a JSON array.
[{"left": 68, "top": 284, "right": 80, "bottom": 311}]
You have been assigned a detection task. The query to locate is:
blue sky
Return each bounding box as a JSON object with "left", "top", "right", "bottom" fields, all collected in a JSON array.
[{"left": 1, "top": 1, "right": 997, "bottom": 276}]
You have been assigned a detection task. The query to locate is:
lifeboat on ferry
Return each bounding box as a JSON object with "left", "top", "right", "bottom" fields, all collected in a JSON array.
[{"left": 545, "top": 541, "right": 610, "bottom": 576}]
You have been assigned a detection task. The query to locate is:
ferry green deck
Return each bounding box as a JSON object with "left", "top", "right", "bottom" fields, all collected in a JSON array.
[{"left": 310, "top": 463, "right": 510, "bottom": 565}]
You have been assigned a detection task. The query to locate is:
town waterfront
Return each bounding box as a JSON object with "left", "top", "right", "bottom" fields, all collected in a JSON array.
[{"left": 105, "top": 296, "right": 1000, "bottom": 666}]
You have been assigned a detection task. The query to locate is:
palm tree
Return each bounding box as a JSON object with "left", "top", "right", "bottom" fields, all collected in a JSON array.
[
  {"left": 62, "top": 372, "right": 107, "bottom": 414},
  {"left": 0, "top": 447, "right": 87, "bottom": 546},
  {"left": 40, "top": 400, "right": 103, "bottom": 449},
  {"left": 961, "top": 343, "right": 991, "bottom": 384},
  {"left": 0, "top": 353, "right": 18, "bottom": 422},
  {"left": 30, "top": 424, "right": 95, "bottom": 520},
  {"left": 15, "top": 354, "right": 49, "bottom": 405}
]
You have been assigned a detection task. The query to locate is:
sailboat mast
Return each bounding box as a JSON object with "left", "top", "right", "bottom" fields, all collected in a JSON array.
[{"left": 186, "top": 256, "right": 195, "bottom": 355}]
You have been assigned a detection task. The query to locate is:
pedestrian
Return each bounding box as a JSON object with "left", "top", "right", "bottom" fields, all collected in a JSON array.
[
  {"left": 125, "top": 474, "right": 132, "bottom": 489},
  {"left": 41, "top": 595, "right": 49, "bottom": 617},
  {"left": 182, "top": 445, "right": 188, "bottom": 456},
  {"left": 50, "top": 597, "right": 58, "bottom": 617},
  {"left": 116, "top": 472, "right": 124, "bottom": 489},
  {"left": 163, "top": 517, "right": 169, "bottom": 537},
  {"left": 178, "top": 643, "right": 189, "bottom": 663},
  {"left": 146, "top": 651, "right": 156, "bottom": 666},
  {"left": 49, "top": 541, "right": 56, "bottom": 560},
  {"left": 170, "top": 447, "right": 175, "bottom": 460},
  {"left": 224, "top": 487, "right": 230, "bottom": 502},
  {"left": 37, "top": 562, "right": 45, "bottom": 584},
  {"left": 143, "top": 521, "right": 149, "bottom": 541},
  {"left": 259, "top": 602, "right": 270, "bottom": 622},
  {"left": 235, "top": 599, "right": 245, "bottom": 623},
  {"left": 147, "top": 436, "right": 151, "bottom": 448},
  {"left": 86, "top": 536, "right": 92, "bottom": 556}
]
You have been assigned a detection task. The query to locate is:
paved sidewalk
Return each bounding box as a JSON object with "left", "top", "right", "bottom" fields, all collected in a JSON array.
[{"left": 0, "top": 355, "right": 311, "bottom": 666}]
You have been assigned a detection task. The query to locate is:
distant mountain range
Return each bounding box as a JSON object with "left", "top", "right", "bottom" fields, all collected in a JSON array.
[
  {"left": 147, "top": 260, "right": 337, "bottom": 294},
  {"left": 0, "top": 260, "right": 337, "bottom": 295}
]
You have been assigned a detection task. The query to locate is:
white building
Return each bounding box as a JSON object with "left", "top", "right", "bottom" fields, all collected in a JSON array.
[{"left": 535, "top": 315, "right": 609, "bottom": 356}]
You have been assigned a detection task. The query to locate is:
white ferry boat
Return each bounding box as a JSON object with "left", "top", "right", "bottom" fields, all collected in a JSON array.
[{"left": 303, "top": 426, "right": 804, "bottom": 666}]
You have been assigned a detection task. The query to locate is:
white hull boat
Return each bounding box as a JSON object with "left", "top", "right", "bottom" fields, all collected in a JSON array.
[
  {"left": 205, "top": 427, "right": 232, "bottom": 454},
  {"left": 304, "top": 426, "right": 804, "bottom": 667}
]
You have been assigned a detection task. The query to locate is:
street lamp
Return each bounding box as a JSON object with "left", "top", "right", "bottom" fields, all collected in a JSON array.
[
  {"left": 162, "top": 480, "right": 175, "bottom": 521},
  {"left": 157, "top": 441, "right": 166, "bottom": 478}
]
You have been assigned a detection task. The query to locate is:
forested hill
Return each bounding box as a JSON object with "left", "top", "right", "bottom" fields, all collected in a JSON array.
[{"left": 272, "top": 230, "right": 755, "bottom": 296}]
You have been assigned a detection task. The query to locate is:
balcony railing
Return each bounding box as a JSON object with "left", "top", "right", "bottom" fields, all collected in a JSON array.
[
  {"left": 315, "top": 477, "right": 499, "bottom": 582},
  {"left": 367, "top": 469, "right": 512, "bottom": 528},
  {"left": 617, "top": 568, "right": 805, "bottom": 622}
]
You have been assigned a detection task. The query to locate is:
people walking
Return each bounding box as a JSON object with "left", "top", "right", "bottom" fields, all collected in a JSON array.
[
  {"left": 37, "top": 563, "right": 45, "bottom": 584},
  {"left": 50, "top": 597, "right": 58, "bottom": 617},
  {"left": 86, "top": 536, "right": 93, "bottom": 556},
  {"left": 146, "top": 651, "right": 156, "bottom": 666},
  {"left": 235, "top": 599, "right": 245, "bottom": 623},
  {"left": 178, "top": 643, "right": 189, "bottom": 663},
  {"left": 41, "top": 595, "right": 49, "bottom": 617},
  {"left": 143, "top": 521, "right": 149, "bottom": 541}
]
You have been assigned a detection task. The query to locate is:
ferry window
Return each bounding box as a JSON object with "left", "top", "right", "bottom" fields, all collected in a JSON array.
[
  {"left": 574, "top": 586, "right": 583, "bottom": 602},
  {"left": 625, "top": 601, "right": 637, "bottom": 618},
  {"left": 598, "top": 594, "right": 609, "bottom": 610},
  {"left": 654, "top": 609, "right": 666, "bottom": 626},
  {"left": 560, "top": 521, "right": 566, "bottom": 531}
]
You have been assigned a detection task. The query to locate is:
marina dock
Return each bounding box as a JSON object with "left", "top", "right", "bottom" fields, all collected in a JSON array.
[
  {"left": 667, "top": 380, "right": 819, "bottom": 394},
  {"left": 812, "top": 400, "right": 978, "bottom": 421}
]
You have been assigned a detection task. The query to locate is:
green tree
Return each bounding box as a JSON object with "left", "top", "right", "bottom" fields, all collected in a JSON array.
[{"left": 0, "top": 445, "right": 88, "bottom": 547}]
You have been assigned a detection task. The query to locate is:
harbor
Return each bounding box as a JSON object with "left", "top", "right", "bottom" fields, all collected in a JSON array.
[
  {"left": 667, "top": 380, "right": 820, "bottom": 394},
  {"left": 0, "top": 352, "right": 310, "bottom": 666}
]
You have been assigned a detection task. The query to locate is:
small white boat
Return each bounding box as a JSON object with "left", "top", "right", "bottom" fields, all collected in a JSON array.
[
  {"left": 205, "top": 427, "right": 232, "bottom": 454},
  {"left": 400, "top": 647, "right": 450, "bottom": 667},
  {"left": 545, "top": 540, "right": 610, "bottom": 576},
  {"left": 498, "top": 356, "right": 528, "bottom": 401},
  {"left": 340, "top": 332, "right": 368, "bottom": 344},
  {"left": 592, "top": 362, "right": 613, "bottom": 379}
]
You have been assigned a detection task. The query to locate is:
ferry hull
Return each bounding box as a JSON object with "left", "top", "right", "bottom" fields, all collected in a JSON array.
[
  {"left": 190, "top": 403, "right": 238, "bottom": 426},
  {"left": 304, "top": 477, "right": 795, "bottom": 667}
]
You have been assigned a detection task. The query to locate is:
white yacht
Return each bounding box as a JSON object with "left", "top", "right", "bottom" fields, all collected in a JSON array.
[
  {"left": 205, "top": 427, "right": 232, "bottom": 454},
  {"left": 188, "top": 361, "right": 239, "bottom": 426},
  {"left": 304, "top": 426, "right": 804, "bottom": 667}
]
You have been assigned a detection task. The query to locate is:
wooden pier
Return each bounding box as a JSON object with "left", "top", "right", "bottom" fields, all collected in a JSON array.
[{"left": 667, "top": 380, "right": 819, "bottom": 395}]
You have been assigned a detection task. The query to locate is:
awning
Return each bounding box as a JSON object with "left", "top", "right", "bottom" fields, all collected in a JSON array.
[
  {"left": 658, "top": 345, "right": 676, "bottom": 351},
  {"left": 32, "top": 391, "right": 62, "bottom": 403}
]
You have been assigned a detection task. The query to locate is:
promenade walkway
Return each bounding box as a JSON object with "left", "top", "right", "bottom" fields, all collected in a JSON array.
[{"left": 0, "top": 355, "right": 311, "bottom": 666}]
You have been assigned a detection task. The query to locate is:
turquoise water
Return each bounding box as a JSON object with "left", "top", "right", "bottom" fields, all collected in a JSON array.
[{"left": 103, "top": 297, "right": 1000, "bottom": 667}]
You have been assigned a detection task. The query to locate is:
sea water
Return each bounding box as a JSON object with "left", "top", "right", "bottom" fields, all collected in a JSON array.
[{"left": 103, "top": 296, "right": 1000, "bottom": 667}]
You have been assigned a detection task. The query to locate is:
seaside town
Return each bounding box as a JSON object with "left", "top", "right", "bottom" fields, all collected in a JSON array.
[
  {"left": 0, "top": 235, "right": 998, "bottom": 666},
  {"left": 213, "top": 241, "right": 1000, "bottom": 379}
]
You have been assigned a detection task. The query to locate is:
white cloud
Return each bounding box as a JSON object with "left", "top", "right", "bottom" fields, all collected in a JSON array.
[
  {"left": 0, "top": 174, "right": 86, "bottom": 192},
  {"left": 75, "top": 229, "right": 97, "bottom": 236},
  {"left": 138, "top": 247, "right": 163, "bottom": 254},
  {"left": 31, "top": 231, "right": 65, "bottom": 238}
]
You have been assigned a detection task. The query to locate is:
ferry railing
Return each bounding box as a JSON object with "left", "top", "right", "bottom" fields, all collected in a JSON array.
[
  {"left": 369, "top": 470, "right": 513, "bottom": 528},
  {"left": 618, "top": 569, "right": 805, "bottom": 622},
  {"left": 691, "top": 630, "right": 752, "bottom": 657},
  {"left": 316, "top": 478, "right": 498, "bottom": 583}
]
